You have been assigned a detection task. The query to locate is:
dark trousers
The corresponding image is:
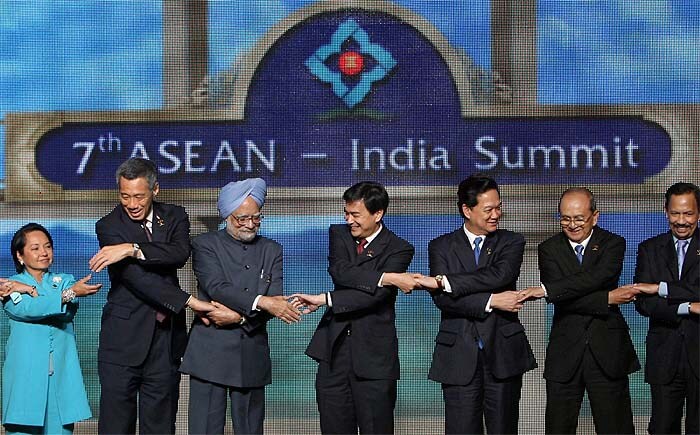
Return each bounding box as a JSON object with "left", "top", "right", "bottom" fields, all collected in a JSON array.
[
  {"left": 316, "top": 333, "right": 397, "bottom": 435},
  {"left": 648, "top": 345, "right": 699, "bottom": 435},
  {"left": 442, "top": 349, "right": 522, "bottom": 435},
  {"left": 188, "top": 376, "right": 265, "bottom": 435},
  {"left": 98, "top": 322, "right": 180, "bottom": 435},
  {"left": 545, "top": 347, "right": 635, "bottom": 435}
]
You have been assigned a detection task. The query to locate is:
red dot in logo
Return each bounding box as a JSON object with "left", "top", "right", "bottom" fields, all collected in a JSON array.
[{"left": 338, "top": 51, "right": 364, "bottom": 76}]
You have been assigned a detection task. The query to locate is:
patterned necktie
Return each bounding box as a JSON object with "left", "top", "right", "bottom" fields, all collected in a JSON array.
[
  {"left": 677, "top": 239, "right": 688, "bottom": 278},
  {"left": 142, "top": 219, "right": 153, "bottom": 242},
  {"left": 575, "top": 244, "right": 584, "bottom": 264},
  {"left": 357, "top": 239, "right": 367, "bottom": 255},
  {"left": 473, "top": 237, "right": 482, "bottom": 265}
]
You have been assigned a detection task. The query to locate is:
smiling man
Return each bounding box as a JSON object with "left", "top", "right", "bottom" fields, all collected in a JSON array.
[
  {"left": 90, "top": 157, "right": 212, "bottom": 434},
  {"left": 413, "top": 174, "right": 535, "bottom": 434},
  {"left": 291, "top": 181, "right": 415, "bottom": 435},
  {"left": 521, "top": 187, "right": 640, "bottom": 434},
  {"left": 633, "top": 182, "right": 699, "bottom": 435}
]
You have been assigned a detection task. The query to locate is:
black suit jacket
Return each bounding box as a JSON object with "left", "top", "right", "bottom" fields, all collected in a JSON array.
[
  {"left": 634, "top": 229, "right": 699, "bottom": 383},
  {"left": 96, "top": 202, "right": 191, "bottom": 367},
  {"left": 539, "top": 226, "right": 640, "bottom": 382},
  {"left": 306, "top": 224, "right": 414, "bottom": 380},
  {"left": 428, "top": 228, "right": 536, "bottom": 385},
  {"left": 180, "top": 231, "right": 282, "bottom": 388}
]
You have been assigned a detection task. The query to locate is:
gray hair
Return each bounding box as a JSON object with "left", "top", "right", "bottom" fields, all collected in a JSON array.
[{"left": 115, "top": 158, "right": 158, "bottom": 190}]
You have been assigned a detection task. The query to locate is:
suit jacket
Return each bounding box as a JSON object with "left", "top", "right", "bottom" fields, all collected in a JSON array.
[
  {"left": 96, "top": 201, "right": 192, "bottom": 367},
  {"left": 180, "top": 231, "right": 282, "bottom": 388},
  {"left": 539, "top": 226, "right": 640, "bottom": 382},
  {"left": 306, "top": 224, "right": 414, "bottom": 380},
  {"left": 428, "top": 228, "right": 536, "bottom": 385},
  {"left": 634, "top": 229, "right": 699, "bottom": 383},
  {"left": 2, "top": 272, "right": 91, "bottom": 426}
]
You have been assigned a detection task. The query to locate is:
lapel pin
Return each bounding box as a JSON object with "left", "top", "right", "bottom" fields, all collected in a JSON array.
[
  {"left": 366, "top": 250, "right": 374, "bottom": 258},
  {"left": 591, "top": 245, "right": 599, "bottom": 251},
  {"left": 156, "top": 215, "right": 165, "bottom": 227},
  {"left": 486, "top": 247, "right": 492, "bottom": 255}
]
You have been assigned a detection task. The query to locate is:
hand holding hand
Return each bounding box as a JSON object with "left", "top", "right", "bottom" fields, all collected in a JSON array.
[
  {"left": 89, "top": 243, "right": 135, "bottom": 272},
  {"left": 289, "top": 293, "right": 325, "bottom": 314},
  {"left": 631, "top": 283, "right": 659, "bottom": 294},
  {"left": 70, "top": 274, "right": 103, "bottom": 297},
  {"left": 412, "top": 273, "right": 441, "bottom": 292},
  {"left": 608, "top": 285, "right": 640, "bottom": 305},
  {"left": 517, "top": 286, "right": 545, "bottom": 302},
  {"left": 208, "top": 301, "right": 243, "bottom": 327},
  {"left": 490, "top": 291, "right": 524, "bottom": 313},
  {"left": 187, "top": 297, "right": 215, "bottom": 326},
  {"left": 258, "top": 295, "right": 301, "bottom": 324},
  {"left": 383, "top": 272, "right": 420, "bottom": 294}
]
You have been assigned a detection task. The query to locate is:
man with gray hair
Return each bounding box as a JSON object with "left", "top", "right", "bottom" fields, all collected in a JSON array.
[
  {"left": 90, "top": 157, "right": 213, "bottom": 434},
  {"left": 180, "top": 177, "right": 300, "bottom": 435}
]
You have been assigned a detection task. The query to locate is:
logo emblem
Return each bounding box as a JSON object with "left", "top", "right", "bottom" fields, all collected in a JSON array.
[{"left": 306, "top": 19, "right": 397, "bottom": 108}]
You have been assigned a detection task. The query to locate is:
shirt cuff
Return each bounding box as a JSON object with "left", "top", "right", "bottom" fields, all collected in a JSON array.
[
  {"left": 9, "top": 292, "right": 22, "bottom": 304},
  {"left": 540, "top": 283, "right": 548, "bottom": 298},
  {"left": 443, "top": 276, "right": 452, "bottom": 293},
  {"left": 658, "top": 282, "right": 668, "bottom": 298},
  {"left": 252, "top": 295, "right": 262, "bottom": 311},
  {"left": 485, "top": 294, "right": 493, "bottom": 313},
  {"left": 327, "top": 292, "right": 333, "bottom": 307},
  {"left": 378, "top": 273, "right": 385, "bottom": 287},
  {"left": 677, "top": 302, "right": 690, "bottom": 315}
]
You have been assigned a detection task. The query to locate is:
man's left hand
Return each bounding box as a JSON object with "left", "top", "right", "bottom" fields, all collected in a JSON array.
[
  {"left": 207, "top": 301, "right": 243, "bottom": 326},
  {"left": 631, "top": 283, "right": 659, "bottom": 294},
  {"left": 89, "top": 243, "right": 135, "bottom": 272}
]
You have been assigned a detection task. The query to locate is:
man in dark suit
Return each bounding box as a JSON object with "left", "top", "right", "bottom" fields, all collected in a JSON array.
[
  {"left": 633, "top": 182, "right": 699, "bottom": 435},
  {"left": 291, "top": 181, "right": 415, "bottom": 435},
  {"left": 89, "top": 158, "right": 213, "bottom": 434},
  {"left": 180, "top": 178, "right": 300, "bottom": 435},
  {"left": 519, "top": 187, "right": 640, "bottom": 434},
  {"left": 413, "top": 174, "right": 536, "bottom": 434}
]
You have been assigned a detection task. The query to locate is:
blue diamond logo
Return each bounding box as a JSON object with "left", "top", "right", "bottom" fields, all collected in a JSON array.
[{"left": 306, "top": 19, "right": 397, "bottom": 108}]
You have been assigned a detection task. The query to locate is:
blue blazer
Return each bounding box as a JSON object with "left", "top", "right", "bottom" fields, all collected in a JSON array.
[{"left": 2, "top": 271, "right": 91, "bottom": 426}]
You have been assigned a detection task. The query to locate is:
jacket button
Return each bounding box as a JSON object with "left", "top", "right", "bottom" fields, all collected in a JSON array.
[
  {"left": 245, "top": 265, "right": 250, "bottom": 269},
  {"left": 244, "top": 288, "right": 249, "bottom": 292}
]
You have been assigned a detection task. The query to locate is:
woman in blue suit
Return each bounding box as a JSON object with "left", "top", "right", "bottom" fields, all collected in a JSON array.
[{"left": 1, "top": 223, "right": 101, "bottom": 435}]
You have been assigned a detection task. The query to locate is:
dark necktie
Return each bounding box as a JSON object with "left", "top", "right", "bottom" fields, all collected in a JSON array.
[
  {"left": 575, "top": 244, "right": 584, "bottom": 264},
  {"left": 473, "top": 237, "right": 482, "bottom": 265},
  {"left": 142, "top": 219, "right": 153, "bottom": 242},
  {"left": 677, "top": 239, "right": 688, "bottom": 278},
  {"left": 142, "top": 219, "right": 166, "bottom": 322},
  {"left": 357, "top": 239, "right": 367, "bottom": 255}
]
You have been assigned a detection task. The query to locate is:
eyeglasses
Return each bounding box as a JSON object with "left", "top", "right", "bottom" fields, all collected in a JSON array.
[
  {"left": 559, "top": 215, "right": 592, "bottom": 227},
  {"left": 230, "top": 213, "right": 264, "bottom": 225}
]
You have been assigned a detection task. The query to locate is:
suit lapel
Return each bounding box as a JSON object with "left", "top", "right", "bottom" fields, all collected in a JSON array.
[
  {"left": 680, "top": 230, "right": 699, "bottom": 279},
  {"left": 555, "top": 232, "right": 581, "bottom": 270},
  {"left": 357, "top": 226, "right": 390, "bottom": 265},
  {"left": 581, "top": 227, "right": 604, "bottom": 268},
  {"left": 150, "top": 202, "right": 166, "bottom": 243},
  {"left": 450, "top": 229, "right": 477, "bottom": 272},
  {"left": 478, "top": 231, "right": 499, "bottom": 268}
]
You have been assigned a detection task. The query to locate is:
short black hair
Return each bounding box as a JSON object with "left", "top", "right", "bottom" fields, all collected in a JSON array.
[
  {"left": 559, "top": 187, "right": 597, "bottom": 213},
  {"left": 343, "top": 181, "right": 389, "bottom": 214},
  {"left": 115, "top": 158, "right": 158, "bottom": 190},
  {"left": 664, "top": 182, "right": 700, "bottom": 210},
  {"left": 457, "top": 174, "right": 500, "bottom": 218},
  {"left": 11, "top": 223, "right": 53, "bottom": 273}
]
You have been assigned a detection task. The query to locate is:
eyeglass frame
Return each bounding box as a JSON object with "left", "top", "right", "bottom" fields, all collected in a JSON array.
[
  {"left": 559, "top": 212, "right": 596, "bottom": 227},
  {"left": 230, "top": 213, "right": 264, "bottom": 225}
]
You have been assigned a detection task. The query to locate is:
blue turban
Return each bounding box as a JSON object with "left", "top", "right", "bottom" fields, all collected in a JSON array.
[{"left": 217, "top": 178, "right": 267, "bottom": 219}]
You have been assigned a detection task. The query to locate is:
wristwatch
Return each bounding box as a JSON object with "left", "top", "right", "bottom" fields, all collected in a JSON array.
[{"left": 435, "top": 274, "right": 445, "bottom": 288}]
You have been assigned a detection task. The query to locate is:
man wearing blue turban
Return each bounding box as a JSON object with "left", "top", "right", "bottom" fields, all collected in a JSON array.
[{"left": 180, "top": 178, "right": 301, "bottom": 435}]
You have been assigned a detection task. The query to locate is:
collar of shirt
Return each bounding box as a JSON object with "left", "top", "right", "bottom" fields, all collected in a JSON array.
[
  {"left": 567, "top": 228, "right": 594, "bottom": 252},
  {"left": 144, "top": 208, "right": 154, "bottom": 231},
  {"left": 672, "top": 235, "right": 690, "bottom": 252},
  {"left": 361, "top": 224, "right": 383, "bottom": 248},
  {"left": 463, "top": 225, "right": 488, "bottom": 250}
]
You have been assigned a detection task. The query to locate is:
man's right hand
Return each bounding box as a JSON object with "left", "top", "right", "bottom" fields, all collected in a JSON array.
[
  {"left": 258, "top": 295, "right": 301, "bottom": 324},
  {"left": 490, "top": 291, "right": 523, "bottom": 312},
  {"left": 187, "top": 297, "right": 215, "bottom": 326}
]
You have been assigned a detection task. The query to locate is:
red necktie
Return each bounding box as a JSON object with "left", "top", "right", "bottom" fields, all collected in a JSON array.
[{"left": 357, "top": 239, "right": 367, "bottom": 255}]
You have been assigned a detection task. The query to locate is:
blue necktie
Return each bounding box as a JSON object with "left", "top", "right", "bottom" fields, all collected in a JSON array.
[
  {"left": 677, "top": 239, "right": 688, "bottom": 278},
  {"left": 575, "top": 244, "right": 584, "bottom": 264},
  {"left": 474, "top": 237, "right": 482, "bottom": 265}
]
